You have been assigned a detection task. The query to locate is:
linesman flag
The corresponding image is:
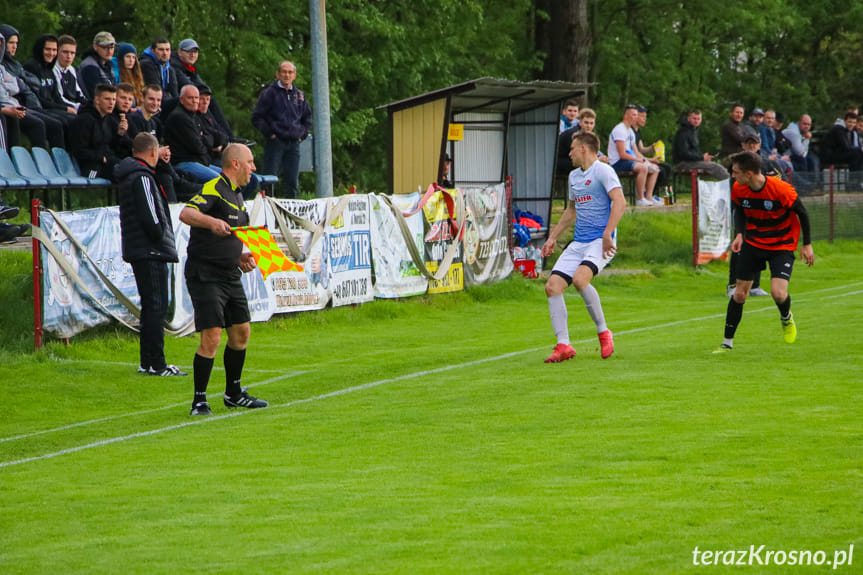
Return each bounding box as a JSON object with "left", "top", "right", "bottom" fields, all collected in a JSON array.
[{"left": 231, "top": 226, "right": 304, "bottom": 279}]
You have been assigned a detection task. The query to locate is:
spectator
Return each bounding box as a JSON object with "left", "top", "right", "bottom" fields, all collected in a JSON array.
[
  {"left": 164, "top": 84, "right": 216, "bottom": 179},
  {"left": 252, "top": 60, "right": 313, "bottom": 198},
  {"left": 782, "top": 114, "right": 819, "bottom": 174},
  {"left": 439, "top": 153, "right": 453, "bottom": 188},
  {"left": 742, "top": 133, "right": 783, "bottom": 178},
  {"left": 53, "top": 35, "right": 85, "bottom": 110},
  {"left": 720, "top": 104, "right": 746, "bottom": 165},
  {"left": 743, "top": 107, "right": 763, "bottom": 137},
  {"left": 0, "top": 178, "right": 30, "bottom": 243},
  {"left": 559, "top": 99, "right": 579, "bottom": 133},
  {"left": 23, "top": 34, "right": 76, "bottom": 124},
  {"left": 129, "top": 83, "right": 163, "bottom": 138},
  {"left": 634, "top": 106, "right": 671, "bottom": 191},
  {"left": 772, "top": 112, "right": 792, "bottom": 156},
  {"left": 78, "top": 31, "right": 116, "bottom": 100},
  {"left": 107, "top": 82, "right": 135, "bottom": 158},
  {"left": 117, "top": 132, "right": 186, "bottom": 377},
  {"left": 0, "top": 31, "right": 65, "bottom": 148},
  {"left": 576, "top": 108, "right": 608, "bottom": 162},
  {"left": 557, "top": 108, "right": 607, "bottom": 172},
  {"left": 140, "top": 38, "right": 178, "bottom": 101},
  {"left": 607, "top": 104, "right": 660, "bottom": 206},
  {"left": 820, "top": 111, "right": 863, "bottom": 171},
  {"left": 67, "top": 83, "right": 119, "bottom": 179},
  {"left": 116, "top": 43, "right": 145, "bottom": 106},
  {"left": 761, "top": 109, "right": 793, "bottom": 176},
  {"left": 197, "top": 85, "right": 229, "bottom": 162},
  {"left": 672, "top": 108, "right": 729, "bottom": 180},
  {"left": 170, "top": 38, "right": 237, "bottom": 140}
]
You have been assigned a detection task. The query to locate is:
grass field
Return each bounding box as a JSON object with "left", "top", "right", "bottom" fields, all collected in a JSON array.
[{"left": 1, "top": 223, "right": 861, "bottom": 573}]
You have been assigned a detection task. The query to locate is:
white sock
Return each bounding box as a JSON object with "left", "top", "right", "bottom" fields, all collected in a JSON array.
[
  {"left": 578, "top": 283, "right": 608, "bottom": 333},
  {"left": 723, "top": 338, "right": 734, "bottom": 348},
  {"left": 548, "top": 294, "right": 569, "bottom": 344}
]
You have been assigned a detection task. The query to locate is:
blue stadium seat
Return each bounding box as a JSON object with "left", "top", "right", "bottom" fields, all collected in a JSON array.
[
  {"left": 258, "top": 174, "right": 279, "bottom": 184},
  {"left": 32, "top": 147, "right": 89, "bottom": 186},
  {"left": 0, "top": 148, "right": 38, "bottom": 187},
  {"left": 10, "top": 147, "right": 54, "bottom": 187},
  {"left": 51, "top": 147, "right": 112, "bottom": 186}
]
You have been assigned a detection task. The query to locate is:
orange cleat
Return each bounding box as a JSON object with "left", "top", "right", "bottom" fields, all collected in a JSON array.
[
  {"left": 544, "top": 343, "right": 576, "bottom": 363},
  {"left": 598, "top": 330, "right": 614, "bottom": 359}
]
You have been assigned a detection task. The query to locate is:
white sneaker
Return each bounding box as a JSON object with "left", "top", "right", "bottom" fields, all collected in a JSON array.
[
  {"left": 651, "top": 196, "right": 664, "bottom": 205},
  {"left": 636, "top": 198, "right": 652, "bottom": 207},
  {"left": 750, "top": 287, "right": 769, "bottom": 296}
]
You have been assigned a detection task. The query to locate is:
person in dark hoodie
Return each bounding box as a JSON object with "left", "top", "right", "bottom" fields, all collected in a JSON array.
[
  {"left": 0, "top": 28, "right": 65, "bottom": 148},
  {"left": 140, "top": 38, "right": 178, "bottom": 101},
  {"left": 67, "top": 83, "right": 119, "bottom": 178},
  {"left": 171, "top": 38, "right": 236, "bottom": 139},
  {"left": 78, "top": 31, "right": 116, "bottom": 100},
  {"left": 672, "top": 109, "right": 729, "bottom": 180},
  {"left": 23, "top": 33, "right": 76, "bottom": 127},
  {"left": 117, "top": 132, "right": 186, "bottom": 377}
]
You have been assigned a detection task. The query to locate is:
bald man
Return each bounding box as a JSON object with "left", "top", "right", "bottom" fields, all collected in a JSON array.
[
  {"left": 179, "top": 144, "right": 268, "bottom": 416},
  {"left": 252, "top": 60, "right": 313, "bottom": 198}
]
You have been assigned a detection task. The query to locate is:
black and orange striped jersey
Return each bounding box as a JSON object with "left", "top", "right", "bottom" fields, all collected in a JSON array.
[{"left": 732, "top": 176, "right": 801, "bottom": 251}]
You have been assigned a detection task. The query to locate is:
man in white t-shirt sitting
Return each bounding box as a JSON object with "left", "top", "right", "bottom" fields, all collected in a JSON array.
[
  {"left": 608, "top": 104, "right": 660, "bottom": 206},
  {"left": 541, "top": 131, "right": 626, "bottom": 364}
]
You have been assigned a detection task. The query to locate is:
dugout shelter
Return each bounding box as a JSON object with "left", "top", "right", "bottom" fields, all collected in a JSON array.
[{"left": 379, "top": 77, "right": 588, "bottom": 230}]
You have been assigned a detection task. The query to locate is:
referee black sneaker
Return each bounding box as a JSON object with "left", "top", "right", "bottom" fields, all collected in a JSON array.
[
  {"left": 0, "top": 204, "right": 20, "bottom": 220},
  {"left": 190, "top": 402, "right": 213, "bottom": 416},
  {"left": 224, "top": 388, "right": 268, "bottom": 409}
]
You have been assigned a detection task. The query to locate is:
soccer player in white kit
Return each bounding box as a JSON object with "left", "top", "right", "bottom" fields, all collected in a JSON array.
[{"left": 541, "top": 131, "right": 626, "bottom": 363}]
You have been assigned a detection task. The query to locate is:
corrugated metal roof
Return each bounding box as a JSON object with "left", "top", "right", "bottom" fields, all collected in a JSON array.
[{"left": 379, "top": 77, "right": 589, "bottom": 115}]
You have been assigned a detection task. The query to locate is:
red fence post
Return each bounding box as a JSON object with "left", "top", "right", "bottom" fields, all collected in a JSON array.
[
  {"left": 31, "top": 199, "right": 43, "bottom": 350},
  {"left": 691, "top": 170, "right": 698, "bottom": 268}
]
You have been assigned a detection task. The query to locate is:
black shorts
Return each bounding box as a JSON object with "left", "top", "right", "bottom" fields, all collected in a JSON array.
[
  {"left": 736, "top": 243, "right": 795, "bottom": 282},
  {"left": 185, "top": 259, "right": 251, "bottom": 331}
]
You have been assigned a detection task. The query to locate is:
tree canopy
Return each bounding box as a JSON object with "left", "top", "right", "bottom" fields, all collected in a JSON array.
[{"left": 3, "top": 0, "right": 861, "bottom": 192}]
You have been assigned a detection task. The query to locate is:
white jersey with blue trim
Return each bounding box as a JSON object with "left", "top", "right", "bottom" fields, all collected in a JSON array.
[{"left": 568, "top": 160, "right": 622, "bottom": 242}]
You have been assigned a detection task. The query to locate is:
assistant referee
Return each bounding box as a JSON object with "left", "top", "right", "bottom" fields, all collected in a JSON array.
[{"left": 179, "top": 144, "right": 269, "bottom": 416}]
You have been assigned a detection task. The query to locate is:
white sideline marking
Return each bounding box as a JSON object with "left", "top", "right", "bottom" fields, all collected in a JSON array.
[
  {"left": 48, "top": 358, "right": 288, "bottom": 374},
  {"left": 0, "top": 371, "right": 307, "bottom": 445},
  {"left": 1, "top": 284, "right": 860, "bottom": 469}
]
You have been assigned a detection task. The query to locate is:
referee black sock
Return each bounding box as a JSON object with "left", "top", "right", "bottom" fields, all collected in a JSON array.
[
  {"left": 224, "top": 346, "right": 246, "bottom": 398},
  {"left": 724, "top": 298, "right": 744, "bottom": 340},
  {"left": 777, "top": 295, "right": 791, "bottom": 320},
  {"left": 193, "top": 353, "right": 214, "bottom": 405}
]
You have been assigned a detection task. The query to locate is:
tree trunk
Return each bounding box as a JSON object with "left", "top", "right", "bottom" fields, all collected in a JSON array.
[{"left": 536, "top": 0, "right": 591, "bottom": 98}]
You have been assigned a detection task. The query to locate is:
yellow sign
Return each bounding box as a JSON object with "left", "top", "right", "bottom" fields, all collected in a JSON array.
[{"left": 448, "top": 124, "right": 464, "bottom": 141}]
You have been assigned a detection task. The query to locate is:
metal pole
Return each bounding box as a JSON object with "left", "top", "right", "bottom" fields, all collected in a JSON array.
[{"left": 310, "top": 0, "right": 334, "bottom": 198}]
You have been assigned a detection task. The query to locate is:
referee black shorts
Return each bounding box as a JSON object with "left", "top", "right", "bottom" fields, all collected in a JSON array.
[
  {"left": 185, "top": 259, "right": 251, "bottom": 331},
  {"left": 736, "top": 242, "right": 795, "bottom": 283}
]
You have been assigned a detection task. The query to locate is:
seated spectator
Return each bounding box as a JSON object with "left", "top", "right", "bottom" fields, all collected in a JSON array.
[
  {"left": 0, "top": 31, "right": 65, "bottom": 148},
  {"left": 575, "top": 109, "right": 608, "bottom": 163},
  {"left": 129, "top": 83, "right": 163, "bottom": 138},
  {"left": 78, "top": 32, "right": 116, "bottom": 100},
  {"left": 67, "top": 83, "right": 119, "bottom": 179},
  {"left": 743, "top": 107, "right": 763, "bottom": 137},
  {"left": 559, "top": 99, "right": 579, "bottom": 133},
  {"left": 672, "top": 108, "right": 729, "bottom": 180},
  {"left": 719, "top": 104, "right": 746, "bottom": 165},
  {"left": 783, "top": 114, "right": 819, "bottom": 174},
  {"left": 761, "top": 109, "right": 792, "bottom": 176},
  {"left": 608, "top": 104, "right": 660, "bottom": 206},
  {"left": 53, "top": 35, "right": 85, "bottom": 110},
  {"left": 0, "top": 187, "right": 29, "bottom": 243},
  {"left": 116, "top": 43, "right": 145, "bottom": 106},
  {"left": 820, "top": 111, "right": 863, "bottom": 170},
  {"left": 23, "top": 34, "right": 76, "bottom": 125},
  {"left": 772, "top": 112, "right": 792, "bottom": 156},
  {"left": 741, "top": 133, "right": 783, "bottom": 178},
  {"left": 108, "top": 83, "right": 135, "bottom": 158},
  {"left": 197, "top": 85, "right": 229, "bottom": 162},
  {"left": 140, "top": 38, "right": 178, "bottom": 101},
  {"left": 634, "top": 105, "right": 671, "bottom": 190}
]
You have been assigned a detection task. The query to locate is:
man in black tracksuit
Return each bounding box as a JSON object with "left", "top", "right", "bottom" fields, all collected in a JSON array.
[
  {"left": 117, "top": 132, "right": 187, "bottom": 377},
  {"left": 66, "top": 83, "right": 119, "bottom": 178}
]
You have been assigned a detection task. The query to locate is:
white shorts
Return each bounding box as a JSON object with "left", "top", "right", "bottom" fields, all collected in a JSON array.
[{"left": 551, "top": 234, "right": 616, "bottom": 280}]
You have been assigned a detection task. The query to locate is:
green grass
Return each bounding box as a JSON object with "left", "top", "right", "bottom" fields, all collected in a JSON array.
[{"left": 1, "top": 213, "right": 861, "bottom": 573}]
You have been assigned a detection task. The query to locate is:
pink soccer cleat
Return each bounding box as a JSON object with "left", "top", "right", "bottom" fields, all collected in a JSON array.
[
  {"left": 545, "top": 343, "right": 576, "bottom": 363},
  {"left": 598, "top": 330, "right": 614, "bottom": 359}
]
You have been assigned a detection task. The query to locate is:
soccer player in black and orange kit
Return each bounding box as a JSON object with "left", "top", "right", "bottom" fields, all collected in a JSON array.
[{"left": 714, "top": 151, "right": 815, "bottom": 352}]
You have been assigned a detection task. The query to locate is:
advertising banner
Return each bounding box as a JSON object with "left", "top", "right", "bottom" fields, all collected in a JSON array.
[
  {"left": 697, "top": 179, "right": 732, "bottom": 264},
  {"left": 461, "top": 184, "right": 513, "bottom": 286},
  {"left": 265, "top": 198, "right": 330, "bottom": 313},
  {"left": 41, "top": 206, "right": 138, "bottom": 338},
  {"left": 423, "top": 189, "right": 464, "bottom": 294},
  {"left": 368, "top": 192, "right": 427, "bottom": 299},
  {"left": 326, "top": 195, "right": 374, "bottom": 307}
]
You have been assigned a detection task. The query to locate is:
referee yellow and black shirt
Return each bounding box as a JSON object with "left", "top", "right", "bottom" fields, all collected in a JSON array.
[{"left": 185, "top": 174, "right": 250, "bottom": 267}]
